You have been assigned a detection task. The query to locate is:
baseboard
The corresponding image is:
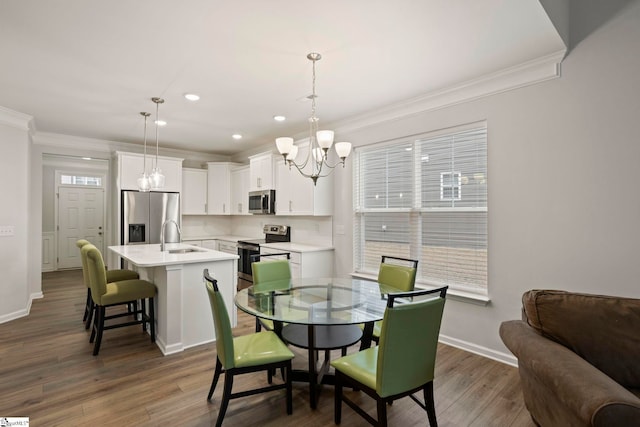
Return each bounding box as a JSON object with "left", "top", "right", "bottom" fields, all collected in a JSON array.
[
  {"left": 0, "top": 292, "right": 44, "bottom": 324},
  {"left": 439, "top": 334, "right": 518, "bottom": 367}
]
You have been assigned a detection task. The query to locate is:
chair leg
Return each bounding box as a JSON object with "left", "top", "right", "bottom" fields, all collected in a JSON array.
[
  {"left": 141, "top": 299, "right": 147, "bottom": 332},
  {"left": 149, "top": 297, "right": 155, "bottom": 343},
  {"left": 83, "top": 288, "right": 91, "bottom": 321},
  {"left": 285, "top": 361, "right": 293, "bottom": 415},
  {"left": 207, "top": 357, "right": 223, "bottom": 401},
  {"left": 255, "top": 317, "right": 262, "bottom": 332},
  {"left": 85, "top": 299, "right": 94, "bottom": 330},
  {"left": 215, "top": 369, "right": 234, "bottom": 427},
  {"left": 334, "top": 372, "right": 343, "bottom": 424},
  {"left": 92, "top": 306, "right": 105, "bottom": 356},
  {"left": 424, "top": 381, "right": 437, "bottom": 427},
  {"left": 376, "top": 397, "right": 388, "bottom": 427}
]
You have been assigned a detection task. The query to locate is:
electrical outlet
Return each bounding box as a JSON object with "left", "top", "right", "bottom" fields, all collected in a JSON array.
[{"left": 0, "top": 225, "right": 15, "bottom": 236}]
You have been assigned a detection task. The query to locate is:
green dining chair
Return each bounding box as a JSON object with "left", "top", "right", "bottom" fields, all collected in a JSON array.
[
  {"left": 332, "top": 286, "right": 447, "bottom": 427},
  {"left": 76, "top": 239, "right": 139, "bottom": 329},
  {"left": 203, "top": 269, "right": 294, "bottom": 427},
  {"left": 83, "top": 244, "right": 157, "bottom": 356},
  {"left": 361, "top": 256, "right": 419, "bottom": 344},
  {"left": 251, "top": 253, "right": 291, "bottom": 332}
]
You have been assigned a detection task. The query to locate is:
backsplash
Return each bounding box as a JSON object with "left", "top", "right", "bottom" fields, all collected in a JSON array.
[{"left": 182, "top": 215, "right": 333, "bottom": 246}]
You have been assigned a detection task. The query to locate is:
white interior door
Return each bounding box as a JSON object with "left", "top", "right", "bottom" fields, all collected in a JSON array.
[{"left": 58, "top": 186, "right": 105, "bottom": 269}]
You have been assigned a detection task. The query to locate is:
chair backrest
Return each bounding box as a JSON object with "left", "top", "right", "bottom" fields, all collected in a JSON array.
[
  {"left": 376, "top": 286, "right": 447, "bottom": 398},
  {"left": 252, "top": 255, "right": 292, "bottom": 287},
  {"left": 204, "top": 269, "right": 236, "bottom": 369},
  {"left": 377, "top": 256, "right": 418, "bottom": 292},
  {"left": 82, "top": 244, "right": 108, "bottom": 304},
  {"left": 76, "top": 239, "right": 91, "bottom": 287}
]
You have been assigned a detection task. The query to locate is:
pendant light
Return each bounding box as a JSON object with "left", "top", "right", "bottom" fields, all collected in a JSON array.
[
  {"left": 150, "top": 97, "right": 165, "bottom": 190},
  {"left": 136, "top": 112, "right": 151, "bottom": 192}
]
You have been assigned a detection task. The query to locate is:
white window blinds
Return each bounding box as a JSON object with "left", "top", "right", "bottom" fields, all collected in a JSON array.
[{"left": 354, "top": 125, "right": 488, "bottom": 295}]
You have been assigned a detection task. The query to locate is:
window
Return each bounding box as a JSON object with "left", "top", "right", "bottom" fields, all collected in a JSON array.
[
  {"left": 60, "top": 174, "right": 102, "bottom": 187},
  {"left": 354, "top": 125, "right": 488, "bottom": 295},
  {"left": 441, "top": 172, "right": 461, "bottom": 200}
]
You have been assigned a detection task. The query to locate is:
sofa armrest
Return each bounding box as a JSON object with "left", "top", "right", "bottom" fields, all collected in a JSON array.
[{"left": 500, "top": 320, "right": 640, "bottom": 426}]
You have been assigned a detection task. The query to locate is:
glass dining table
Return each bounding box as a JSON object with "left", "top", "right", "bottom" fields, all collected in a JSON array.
[{"left": 234, "top": 276, "right": 392, "bottom": 409}]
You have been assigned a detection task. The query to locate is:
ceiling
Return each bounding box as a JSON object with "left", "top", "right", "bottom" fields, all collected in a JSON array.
[{"left": 0, "top": 1, "right": 565, "bottom": 155}]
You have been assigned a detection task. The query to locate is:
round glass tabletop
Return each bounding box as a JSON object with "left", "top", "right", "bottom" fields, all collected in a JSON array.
[{"left": 234, "top": 277, "right": 391, "bottom": 326}]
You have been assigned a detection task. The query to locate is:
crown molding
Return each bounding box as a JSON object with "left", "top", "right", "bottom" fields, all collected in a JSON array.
[
  {"left": 333, "top": 49, "right": 566, "bottom": 135},
  {"left": 32, "top": 132, "right": 229, "bottom": 162},
  {"left": 0, "top": 106, "right": 34, "bottom": 131}
]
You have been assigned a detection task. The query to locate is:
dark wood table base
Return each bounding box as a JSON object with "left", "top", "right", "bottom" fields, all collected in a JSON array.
[{"left": 281, "top": 323, "right": 365, "bottom": 409}]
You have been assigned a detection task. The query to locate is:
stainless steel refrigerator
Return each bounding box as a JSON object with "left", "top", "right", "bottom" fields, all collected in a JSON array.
[{"left": 121, "top": 190, "right": 180, "bottom": 245}]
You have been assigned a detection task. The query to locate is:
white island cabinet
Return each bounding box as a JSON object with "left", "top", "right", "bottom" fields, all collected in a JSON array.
[{"left": 109, "top": 243, "right": 238, "bottom": 355}]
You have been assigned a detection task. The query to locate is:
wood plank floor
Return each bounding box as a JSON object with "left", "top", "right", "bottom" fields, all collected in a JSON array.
[{"left": 0, "top": 270, "right": 535, "bottom": 426}]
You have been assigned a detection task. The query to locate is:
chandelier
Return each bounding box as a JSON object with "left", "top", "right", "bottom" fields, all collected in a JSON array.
[
  {"left": 149, "top": 97, "right": 165, "bottom": 190},
  {"left": 275, "top": 53, "right": 351, "bottom": 186},
  {"left": 136, "top": 112, "right": 151, "bottom": 192}
]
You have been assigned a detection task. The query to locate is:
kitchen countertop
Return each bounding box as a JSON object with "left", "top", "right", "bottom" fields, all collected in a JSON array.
[
  {"left": 108, "top": 243, "right": 238, "bottom": 267},
  {"left": 261, "top": 242, "right": 334, "bottom": 253}
]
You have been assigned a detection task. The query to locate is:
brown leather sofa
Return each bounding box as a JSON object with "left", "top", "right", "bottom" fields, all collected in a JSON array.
[{"left": 499, "top": 290, "right": 640, "bottom": 426}]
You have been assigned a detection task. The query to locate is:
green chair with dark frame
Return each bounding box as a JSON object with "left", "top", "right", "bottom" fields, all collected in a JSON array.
[
  {"left": 361, "top": 255, "right": 419, "bottom": 344},
  {"left": 83, "top": 244, "right": 157, "bottom": 356},
  {"left": 332, "top": 286, "right": 447, "bottom": 427},
  {"left": 203, "top": 269, "right": 294, "bottom": 427},
  {"left": 251, "top": 252, "right": 292, "bottom": 332},
  {"left": 76, "top": 239, "right": 139, "bottom": 329}
]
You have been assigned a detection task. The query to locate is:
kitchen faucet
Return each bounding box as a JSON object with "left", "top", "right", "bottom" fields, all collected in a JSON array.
[{"left": 160, "top": 219, "right": 181, "bottom": 251}]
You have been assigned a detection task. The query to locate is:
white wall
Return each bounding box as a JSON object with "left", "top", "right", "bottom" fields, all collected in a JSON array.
[
  {"left": 0, "top": 108, "right": 34, "bottom": 323},
  {"left": 332, "top": 0, "right": 640, "bottom": 363}
]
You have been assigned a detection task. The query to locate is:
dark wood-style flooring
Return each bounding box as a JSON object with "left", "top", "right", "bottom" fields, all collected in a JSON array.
[{"left": 0, "top": 270, "right": 534, "bottom": 426}]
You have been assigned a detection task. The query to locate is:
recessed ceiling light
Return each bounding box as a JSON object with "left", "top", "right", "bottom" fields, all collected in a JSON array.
[
  {"left": 273, "top": 115, "right": 286, "bottom": 122},
  {"left": 82, "top": 157, "right": 92, "bottom": 160},
  {"left": 155, "top": 120, "right": 167, "bottom": 126},
  {"left": 232, "top": 134, "right": 242, "bottom": 140},
  {"left": 184, "top": 93, "right": 200, "bottom": 101}
]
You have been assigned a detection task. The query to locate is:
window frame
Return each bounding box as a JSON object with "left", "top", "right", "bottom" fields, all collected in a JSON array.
[{"left": 353, "top": 122, "right": 488, "bottom": 296}]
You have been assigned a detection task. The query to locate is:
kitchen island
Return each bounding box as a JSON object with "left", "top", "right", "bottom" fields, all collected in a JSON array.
[{"left": 109, "top": 243, "right": 238, "bottom": 355}]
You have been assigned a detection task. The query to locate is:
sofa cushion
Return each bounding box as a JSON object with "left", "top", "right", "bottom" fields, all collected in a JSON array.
[{"left": 522, "top": 289, "right": 640, "bottom": 388}]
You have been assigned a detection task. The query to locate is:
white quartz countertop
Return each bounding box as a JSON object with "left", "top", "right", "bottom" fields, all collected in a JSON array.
[
  {"left": 108, "top": 243, "right": 238, "bottom": 267},
  {"left": 260, "top": 242, "right": 334, "bottom": 253}
]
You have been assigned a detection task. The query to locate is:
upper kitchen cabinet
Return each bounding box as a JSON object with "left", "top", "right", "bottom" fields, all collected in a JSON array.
[
  {"left": 182, "top": 167, "right": 208, "bottom": 215},
  {"left": 248, "top": 152, "right": 276, "bottom": 191},
  {"left": 275, "top": 141, "right": 333, "bottom": 216},
  {"left": 207, "top": 162, "right": 240, "bottom": 215},
  {"left": 116, "top": 151, "right": 183, "bottom": 192},
  {"left": 230, "top": 164, "right": 250, "bottom": 215}
]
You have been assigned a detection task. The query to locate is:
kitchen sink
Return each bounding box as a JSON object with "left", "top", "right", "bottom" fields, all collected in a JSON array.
[{"left": 168, "top": 248, "right": 202, "bottom": 254}]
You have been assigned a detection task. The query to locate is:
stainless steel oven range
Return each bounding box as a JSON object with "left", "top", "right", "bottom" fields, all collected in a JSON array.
[{"left": 237, "top": 224, "right": 290, "bottom": 291}]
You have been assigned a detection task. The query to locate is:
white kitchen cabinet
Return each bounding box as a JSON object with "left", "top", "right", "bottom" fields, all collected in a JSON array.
[
  {"left": 260, "top": 246, "right": 333, "bottom": 278},
  {"left": 117, "top": 151, "right": 183, "bottom": 192},
  {"left": 182, "top": 168, "right": 208, "bottom": 215},
  {"left": 182, "top": 239, "right": 202, "bottom": 247},
  {"left": 207, "top": 162, "right": 240, "bottom": 215},
  {"left": 230, "top": 165, "right": 250, "bottom": 215},
  {"left": 249, "top": 152, "right": 276, "bottom": 191},
  {"left": 275, "top": 141, "right": 333, "bottom": 216}
]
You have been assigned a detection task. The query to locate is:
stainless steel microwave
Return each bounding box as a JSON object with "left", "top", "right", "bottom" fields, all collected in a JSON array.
[{"left": 248, "top": 189, "right": 276, "bottom": 214}]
